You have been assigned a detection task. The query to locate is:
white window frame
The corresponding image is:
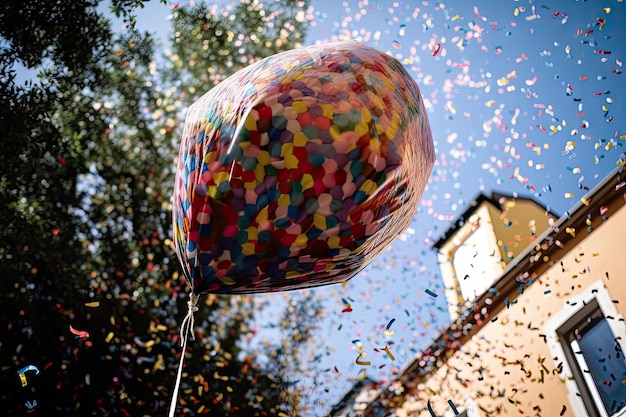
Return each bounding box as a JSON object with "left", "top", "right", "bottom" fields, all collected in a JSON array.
[{"left": 544, "top": 280, "right": 626, "bottom": 417}]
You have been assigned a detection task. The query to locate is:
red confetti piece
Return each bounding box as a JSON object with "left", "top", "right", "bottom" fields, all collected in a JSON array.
[
  {"left": 69, "top": 325, "right": 90, "bottom": 339},
  {"left": 432, "top": 43, "right": 441, "bottom": 56}
]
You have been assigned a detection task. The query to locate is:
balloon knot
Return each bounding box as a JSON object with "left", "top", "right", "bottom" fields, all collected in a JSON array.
[
  {"left": 180, "top": 292, "right": 200, "bottom": 342},
  {"left": 187, "top": 293, "right": 199, "bottom": 313}
]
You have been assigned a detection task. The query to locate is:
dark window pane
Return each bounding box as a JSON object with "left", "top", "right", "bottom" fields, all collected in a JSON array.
[{"left": 578, "top": 318, "right": 626, "bottom": 415}]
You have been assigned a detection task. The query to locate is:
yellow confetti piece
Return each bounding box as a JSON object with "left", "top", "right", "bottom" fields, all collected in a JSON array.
[
  {"left": 218, "top": 276, "right": 236, "bottom": 285},
  {"left": 564, "top": 193, "right": 574, "bottom": 198},
  {"left": 152, "top": 354, "right": 165, "bottom": 372},
  {"left": 350, "top": 369, "right": 367, "bottom": 381},
  {"left": 105, "top": 332, "right": 114, "bottom": 343},
  {"left": 355, "top": 352, "right": 371, "bottom": 366},
  {"left": 85, "top": 301, "right": 100, "bottom": 308},
  {"left": 382, "top": 345, "right": 395, "bottom": 361}
]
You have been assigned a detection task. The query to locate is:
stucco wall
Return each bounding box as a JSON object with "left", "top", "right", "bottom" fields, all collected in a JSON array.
[{"left": 486, "top": 198, "right": 553, "bottom": 266}]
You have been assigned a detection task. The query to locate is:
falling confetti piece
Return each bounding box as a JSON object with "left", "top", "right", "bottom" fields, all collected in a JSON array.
[
  {"left": 425, "top": 289, "right": 438, "bottom": 297},
  {"left": 17, "top": 365, "right": 40, "bottom": 387},
  {"left": 473, "top": 6, "right": 487, "bottom": 21},
  {"left": 448, "top": 399, "right": 460, "bottom": 415},
  {"left": 525, "top": 76, "right": 538, "bottom": 86},
  {"left": 355, "top": 352, "right": 371, "bottom": 366},
  {"left": 432, "top": 43, "right": 441, "bottom": 56},
  {"left": 84, "top": 301, "right": 100, "bottom": 308},
  {"left": 69, "top": 325, "right": 90, "bottom": 339},
  {"left": 350, "top": 369, "right": 367, "bottom": 381},
  {"left": 382, "top": 345, "right": 395, "bottom": 361},
  {"left": 427, "top": 400, "right": 438, "bottom": 417}
]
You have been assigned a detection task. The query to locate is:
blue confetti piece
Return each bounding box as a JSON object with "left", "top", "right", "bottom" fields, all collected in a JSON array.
[
  {"left": 448, "top": 399, "right": 460, "bottom": 415},
  {"left": 427, "top": 400, "right": 437, "bottom": 417}
]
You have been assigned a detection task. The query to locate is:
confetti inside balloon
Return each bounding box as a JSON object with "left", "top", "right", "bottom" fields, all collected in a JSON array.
[{"left": 172, "top": 40, "right": 435, "bottom": 294}]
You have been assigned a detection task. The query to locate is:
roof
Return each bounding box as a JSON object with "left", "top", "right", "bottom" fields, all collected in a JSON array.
[{"left": 431, "top": 191, "right": 555, "bottom": 250}]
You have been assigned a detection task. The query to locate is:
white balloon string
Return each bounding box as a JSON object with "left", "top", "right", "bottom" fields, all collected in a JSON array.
[{"left": 168, "top": 292, "right": 200, "bottom": 417}]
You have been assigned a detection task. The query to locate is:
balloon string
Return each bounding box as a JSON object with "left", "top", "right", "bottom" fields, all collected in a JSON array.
[{"left": 168, "top": 292, "right": 200, "bottom": 417}]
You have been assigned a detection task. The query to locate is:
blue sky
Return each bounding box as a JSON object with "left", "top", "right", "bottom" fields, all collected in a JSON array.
[
  {"left": 303, "top": 0, "right": 625, "bottom": 411},
  {"left": 88, "top": 0, "right": 626, "bottom": 413}
]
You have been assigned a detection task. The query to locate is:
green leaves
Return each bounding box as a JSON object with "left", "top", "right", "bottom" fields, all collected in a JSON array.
[{"left": 1, "top": 1, "right": 319, "bottom": 415}]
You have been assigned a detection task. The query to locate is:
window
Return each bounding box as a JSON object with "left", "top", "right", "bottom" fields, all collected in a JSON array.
[{"left": 545, "top": 281, "right": 626, "bottom": 417}]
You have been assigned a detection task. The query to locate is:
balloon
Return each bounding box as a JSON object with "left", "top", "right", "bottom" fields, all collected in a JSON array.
[{"left": 172, "top": 40, "right": 435, "bottom": 294}]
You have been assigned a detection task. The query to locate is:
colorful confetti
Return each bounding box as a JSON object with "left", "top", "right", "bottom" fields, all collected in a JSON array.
[{"left": 173, "top": 40, "right": 435, "bottom": 294}]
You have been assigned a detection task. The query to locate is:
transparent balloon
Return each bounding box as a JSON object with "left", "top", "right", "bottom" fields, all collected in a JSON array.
[{"left": 172, "top": 41, "right": 435, "bottom": 294}]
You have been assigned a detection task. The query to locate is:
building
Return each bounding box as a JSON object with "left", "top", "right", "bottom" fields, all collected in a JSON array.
[{"left": 337, "top": 167, "right": 626, "bottom": 417}]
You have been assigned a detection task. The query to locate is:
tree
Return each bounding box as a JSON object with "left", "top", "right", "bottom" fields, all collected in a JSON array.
[{"left": 1, "top": 0, "right": 320, "bottom": 416}]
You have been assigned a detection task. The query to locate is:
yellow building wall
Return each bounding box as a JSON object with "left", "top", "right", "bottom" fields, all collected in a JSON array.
[
  {"left": 395, "top": 199, "right": 626, "bottom": 417},
  {"left": 486, "top": 198, "right": 553, "bottom": 266}
]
